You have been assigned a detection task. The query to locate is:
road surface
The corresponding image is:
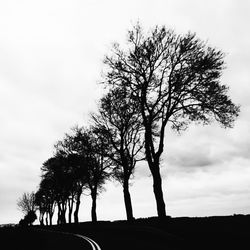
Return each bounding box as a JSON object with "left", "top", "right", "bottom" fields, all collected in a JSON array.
[{"left": 75, "top": 234, "right": 101, "bottom": 250}]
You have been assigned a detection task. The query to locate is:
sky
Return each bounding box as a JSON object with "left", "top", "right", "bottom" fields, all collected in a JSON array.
[{"left": 0, "top": 0, "right": 250, "bottom": 224}]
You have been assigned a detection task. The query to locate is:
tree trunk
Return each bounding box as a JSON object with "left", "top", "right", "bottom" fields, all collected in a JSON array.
[
  {"left": 49, "top": 212, "right": 53, "bottom": 225},
  {"left": 144, "top": 127, "right": 167, "bottom": 218},
  {"left": 57, "top": 202, "right": 66, "bottom": 224},
  {"left": 91, "top": 191, "right": 97, "bottom": 222},
  {"left": 39, "top": 211, "right": 44, "bottom": 226},
  {"left": 74, "top": 194, "right": 81, "bottom": 224},
  {"left": 68, "top": 208, "right": 72, "bottom": 224},
  {"left": 123, "top": 179, "right": 134, "bottom": 221},
  {"left": 150, "top": 161, "right": 166, "bottom": 218},
  {"left": 68, "top": 197, "right": 74, "bottom": 224},
  {"left": 48, "top": 203, "right": 54, "bottom": 225},
  {"left": 61, "top": 205, "right": 66, "bottom": 224},
  {"left": 57, "top": 206, "right": 61, "bottom": 225},
  {"left": 45, "top": 213, "right": 48, "bottom": 226}
]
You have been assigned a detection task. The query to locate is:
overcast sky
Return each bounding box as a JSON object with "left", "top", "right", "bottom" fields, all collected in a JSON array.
[{"left": 1, "top": 0, "right": 250, "bottom": 224}]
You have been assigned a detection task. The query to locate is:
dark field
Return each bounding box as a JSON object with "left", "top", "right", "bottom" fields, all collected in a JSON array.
[{"left": 1, "top": 214, "right": 249, "bottom": 250}]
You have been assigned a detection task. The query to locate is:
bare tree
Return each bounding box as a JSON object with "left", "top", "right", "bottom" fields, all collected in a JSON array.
[
  {"left": 103, "top": 24, "right": 240, "bottom": 217},
  {"left": 35, "top": 188, "right": 46, "bottom": 226},
  {"left": 41, "top": 155, "right": 70, "bottom": 224},
  {"left": 54, "top": 129, "right": 88, "bottom": 224},
  {"left": 92, "top": 85, "right": 144, "bottom": 221},
  {"left": 17, "top": 192, "right": 37, "bottom": 216},
  {"left": 81, "top": 127, "right": 110, "bottom": 222},
  {"left": 56, "top": 126, "right": 110, "bottom": 223},
  {"left": 35, "top": 177, "right": 56, "bottom": 226}
]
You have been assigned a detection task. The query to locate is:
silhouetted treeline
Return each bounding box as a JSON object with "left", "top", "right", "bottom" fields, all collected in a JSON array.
[
  {"left": 29, "top": 23, "right": 239, "bottom": 225},
  {"left": 35, "top": 127, "right": 110, "bottom": 224}
]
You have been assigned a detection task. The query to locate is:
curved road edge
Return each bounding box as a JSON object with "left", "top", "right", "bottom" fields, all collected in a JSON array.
[
  {"left": 33, "top": 228, "right": 101, "bottom": 250},
  {"left": 75, "top": 234, "right": 101, "bottom": 250}
]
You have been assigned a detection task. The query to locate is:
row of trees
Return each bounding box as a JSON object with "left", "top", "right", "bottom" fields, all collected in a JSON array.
[
  {"left": 34, "top": 88, "right": 145, "bottom": 224},
  {"left": 17, "top": 24, "right": 239, "bottom": 225},
  {"left": 36, "top": 127, "right": 111, "bottom": 225}
]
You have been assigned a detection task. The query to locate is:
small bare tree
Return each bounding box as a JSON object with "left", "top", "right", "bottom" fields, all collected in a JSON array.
[
  {"left": 17, "top": 192, "right": 37, "bottom": 215},
  {"left": 17, "top": 192, "right": 37, "bottom": 226}
]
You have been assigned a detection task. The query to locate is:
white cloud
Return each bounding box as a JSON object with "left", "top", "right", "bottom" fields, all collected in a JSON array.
[{"left": 166, "top": 159, "right": 250, "bottom": 216}]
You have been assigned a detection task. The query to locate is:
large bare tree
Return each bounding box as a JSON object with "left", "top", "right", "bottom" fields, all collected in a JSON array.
[{"left": 103, "top": 24, "right": 240, "bottom": 217}]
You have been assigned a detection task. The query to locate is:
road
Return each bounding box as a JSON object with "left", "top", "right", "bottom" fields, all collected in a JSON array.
[
  {"left": 74, "top": 234, "right": 101, "bottom": 250},
  {"left": 68, "top": 224, "right": 179, "bottom": 250},
  {"left": 0, "top": 225, "right": 178, "bottom": 250},
  {"left": 39, "top": 229, "right": 102, "bottom": 250}
]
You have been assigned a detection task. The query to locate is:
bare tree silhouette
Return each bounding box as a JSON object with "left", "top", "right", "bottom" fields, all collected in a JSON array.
[
  {"left": 17, "top": 192, "right": 37, "bottom": 225},
  {"left": 103, "top": 24, "right": 240, "bottom": 217},
  {"left": 17, "top": 192, "right": 37, "bottom": 215},
  {"left": 54, "top": 129, "right": 89, "bottom": 224},
  {"left": 41, "top": 155, "right": 71, "bottom": 224},
  {"left": 35, "top": 177, "right": 56, "bottom": 225},
  {"left": 56, "top": 126, "right": 110, "bottom": 223},
  {"left": 92, "top": 85, "right": 144, "bottom": 221}
]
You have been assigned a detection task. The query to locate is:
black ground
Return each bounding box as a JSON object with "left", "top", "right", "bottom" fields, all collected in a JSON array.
[{"left": 1, "top": 214, "right": 249, "bottom": 250}]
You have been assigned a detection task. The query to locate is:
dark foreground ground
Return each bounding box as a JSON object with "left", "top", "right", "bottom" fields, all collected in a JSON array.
[{"left": 1, "top": 214, "right": 249, "bottom": 250}]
